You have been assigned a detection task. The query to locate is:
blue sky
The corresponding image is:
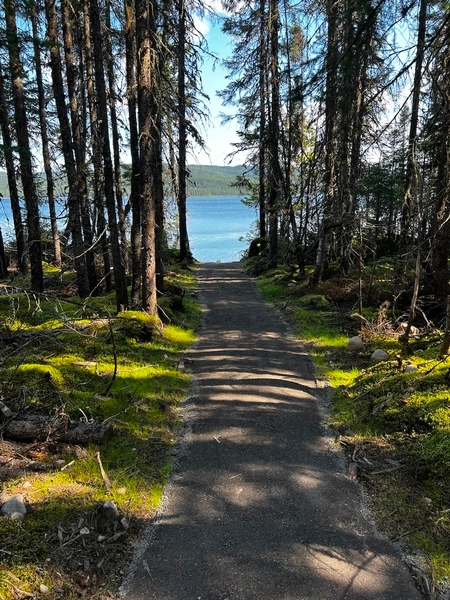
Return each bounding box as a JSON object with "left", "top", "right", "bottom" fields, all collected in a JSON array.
[{"left": 191, "top": 17, "right": 244, "bottom": 166}]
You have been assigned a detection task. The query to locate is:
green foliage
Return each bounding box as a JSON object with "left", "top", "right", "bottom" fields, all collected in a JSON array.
[{"left": 297, "top": 294, "right": 331, "bottom": 310}]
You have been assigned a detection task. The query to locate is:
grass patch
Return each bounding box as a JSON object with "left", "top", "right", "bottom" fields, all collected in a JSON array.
[{"left": 0, "top": 261, "right": 199, "bottom": 599}]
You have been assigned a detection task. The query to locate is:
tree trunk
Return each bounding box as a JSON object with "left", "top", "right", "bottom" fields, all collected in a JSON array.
[
  {"left": 0, "top": 227, "right": 7, "bottom": 277},
  {"left": 61, "top": 0, "right": 98, "bottom": 293},
  {"left": 258, "top": 0, "right": 267, "bottom": 239},
  {"left": 90, "top": 0, "right": 129, "bottom": 312},
  {"left": 430, "top": 15, "right": 450, "bottom": 300},
  {"left": 440, "top": 295, "right": 450, "bottom": 356},
  {"left": 44, "top": 0, "right": 90, "bottom": 297},
  {"left": 267, "top": 0, "right": 281, "bottom": 267},
  {"left": 400, "top": 0, "right": 427, "bottom": 251},
  {"left": 4, "top": 0, "right": 44, "bottom": 292},
  {"left": 1, "top": 414, "right": 110, "bottom": 444},
  {"left": 177, "top": 0, "right": 192, "bottom": 265},
  {"left": 311, "top": 0, "right": 339, "bottom": 285},
  {"left": 105, "top": 0, "right": 129, "bottom": 275},
  {"left": 125, "top": 0, "right": 142, "bottom": 308},
  {"left": 154, "top": 108, "right": 165, "bottom": 294},
  {"left": 31, "top": 3, "right": 62, "bottom": 268},
  {"left": 136, "top": 0, "right": 158, "bottom": 316},
  {"left": 84, "top": 0, "right": 109, "bottom": 292},
  {"left": 0, "top": 68, "right": 26, "bottom": 273}
]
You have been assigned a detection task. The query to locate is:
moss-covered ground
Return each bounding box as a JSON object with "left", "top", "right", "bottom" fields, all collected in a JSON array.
[{"left": 0, "top": 259, "right": 200, "bottom": 600}]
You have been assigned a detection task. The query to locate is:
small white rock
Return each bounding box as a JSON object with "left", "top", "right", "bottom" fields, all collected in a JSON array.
[
  {"left": 404, "top": 364, "right": 418, "bottom": 373},
  {"left": 39, "top": 584, "right": 50, "bottom": 594},
  {"left": 10, "top": 511, "right": 25, "bottom": 520},
  {"left": 80, "top": 527, "right": 90, "bottom": 536}
]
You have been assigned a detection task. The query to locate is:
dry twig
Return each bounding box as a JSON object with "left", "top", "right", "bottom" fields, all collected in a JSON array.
[{"left": 96, "top": 451, "right": 112, "bottom": 490}]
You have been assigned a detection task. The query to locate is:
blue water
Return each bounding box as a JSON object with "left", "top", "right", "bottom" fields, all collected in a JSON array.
[
  {"left": 0, "top": 195, "right": 257, "bottom": 263},
  {"left": 188, "top": 196, "right": 257, "bottom": 263}
]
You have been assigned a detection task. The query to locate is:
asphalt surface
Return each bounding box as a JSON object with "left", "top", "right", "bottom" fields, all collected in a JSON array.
[{"left": 120, "top": 262, "right": 423, "bottom": 600}]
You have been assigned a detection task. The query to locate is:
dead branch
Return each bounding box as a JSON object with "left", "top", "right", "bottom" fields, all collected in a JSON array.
[
  {"left": 1, "top": 414, "right": 110, "bottom": 444},
  {"left": 0, "top": 578, "right": 34, "bottom": 598},
  {"left": 96, "top": 451, "right": 112, "bottom": 490}
]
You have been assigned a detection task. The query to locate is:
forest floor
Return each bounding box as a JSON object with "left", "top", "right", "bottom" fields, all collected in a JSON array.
[{"left": 2, "top": 257, "right": 450, "bottom": 599}]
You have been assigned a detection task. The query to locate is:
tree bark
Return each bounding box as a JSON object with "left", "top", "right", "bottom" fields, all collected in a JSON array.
[
  {"left": 311, "top": 0, "right": 339, "bottom": 285},
  {"left": 177, "top": 0, "right": 192, "bottom": 266},
  {"left": 105, "top": 0, "right": 129, "bottom": 275},
  {"left": 61, "top": 0, "right": 98, "bottom": 293},
  {"left": 89, "top": 0, "right": 129, "bottom": 311},
  {"left": 258, "top": 0, "right": 267, "bottom": 239},
  {"left": 125, "top": 0, "right": 142, "bottom": 308},
  {"left": 44, "top": 0, "right": 90, "bottom": 297},
  {"left": 267, "top": 0, "right": 281, "bottom": 267},
  {"left": 136, "top": 0, "right": 158, "bottom": 315},
  {"left": 31, "top": 3, "right": 62, "bottom": 268},
  {"left": 0, "top": 68, "right": 26, "bottom": 273},
  {"left": 4, "top": 0, "right": 44, "bottom": 292},
  {"left": 400, "top": 0, "right": 427, "bottom": 250},
  {"left": 430, "top": 14, "right": 450, "bottom": 300}
]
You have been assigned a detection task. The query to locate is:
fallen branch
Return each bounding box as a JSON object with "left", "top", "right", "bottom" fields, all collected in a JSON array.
[
  {"left": 0, "top": 578, "right": 34, "bottom": 598},
  {"left": 370, "top": 464, "right": 404, "bottom": 475},
  {"left": 1, "top": 414, "right": 110, "bottom": 444}
]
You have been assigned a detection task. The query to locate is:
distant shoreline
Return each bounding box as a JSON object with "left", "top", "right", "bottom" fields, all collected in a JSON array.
[{"left": 0, "top": 165, "right": 251, "bottom": 199}]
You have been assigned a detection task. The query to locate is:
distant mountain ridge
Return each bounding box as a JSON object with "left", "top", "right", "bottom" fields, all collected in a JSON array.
[
  {"left": 0, "top": 165, "right": 245, "bottom": 199},
  {"left": 186, "top": 164, "right": 244, "bottom": 196}
]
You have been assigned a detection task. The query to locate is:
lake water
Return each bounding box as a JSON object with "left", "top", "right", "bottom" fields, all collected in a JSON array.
[
  {"left": 0, "top": 195, "right": 257, "bottom": 263},
  {"left": 188, "top": 196, "right": 257, "bottom": 263}
]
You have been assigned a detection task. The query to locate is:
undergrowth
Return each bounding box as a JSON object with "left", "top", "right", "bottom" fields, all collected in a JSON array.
[
  {"left": 251, "top": 259, "right": 450, "bottom": 592},
  {"left": 0, "top": 260, "right": 200, "bottom": 600}
]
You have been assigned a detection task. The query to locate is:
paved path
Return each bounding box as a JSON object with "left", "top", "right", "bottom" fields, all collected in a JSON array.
[{"left": 120, "top": 262, "right": 422, "bottom": 600}]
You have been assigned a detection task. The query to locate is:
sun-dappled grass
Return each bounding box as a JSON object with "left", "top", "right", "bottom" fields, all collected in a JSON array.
[{"left": 0, "top": 261, "right": 199, "bottom": 600}]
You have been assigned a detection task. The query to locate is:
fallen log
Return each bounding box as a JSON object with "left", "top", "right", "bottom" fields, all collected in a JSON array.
[{"left": 1, "top": 414, "right": 111, "bottom": 444}]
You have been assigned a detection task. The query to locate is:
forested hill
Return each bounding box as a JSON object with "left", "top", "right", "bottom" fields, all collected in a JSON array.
[
  {"left": 186, "top": 165, "right": 245, "bottom": 196},
  {"left": 0, "top": 165, "right": 245, "bottom": 198}
]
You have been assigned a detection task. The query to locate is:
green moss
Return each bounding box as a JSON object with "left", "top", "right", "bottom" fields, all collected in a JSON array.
[{"left": 0, "top": 263, "right": 198, "bottom": 599}]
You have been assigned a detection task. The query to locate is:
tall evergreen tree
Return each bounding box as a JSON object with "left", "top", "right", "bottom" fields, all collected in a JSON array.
[
  {"left": 30, "top": 1, "right": 61, "bottom": 268},
  {"left": 4, "top": 0, "right": 44, "bottom": 291},
  {"left": 0, "top": 68, "right": 26, "bottom": 273},
  {"left": 136, "top": 0, "right": 159, "bottom": 315},
  {"left": 44, "top": 0, "right": 90, "bottom": 297},
  {"left": 89, "top": 0, "right": 129, "bottom": 311}
]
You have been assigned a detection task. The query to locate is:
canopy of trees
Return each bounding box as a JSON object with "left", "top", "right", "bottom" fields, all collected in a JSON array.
[
  {"left": 0, "top": 0, "right": 448, "bottom": 323},
  {"left": 0, "top": 0, "right": 209, "bottom": 313}
]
